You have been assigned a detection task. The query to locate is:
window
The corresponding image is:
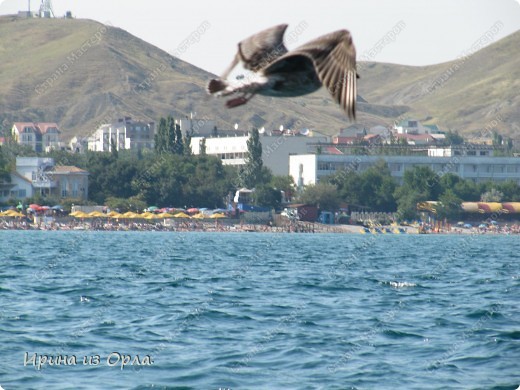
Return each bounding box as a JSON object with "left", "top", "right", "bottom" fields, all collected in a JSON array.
[
  {"left": 18, "top": 189, "right": 26, "bottom": 198},
  {"left": 480, "top": 151, "right": 488, "bottom": 156},
  {"left": 467, "top": 150, "right": 476, "bottom": 156}
]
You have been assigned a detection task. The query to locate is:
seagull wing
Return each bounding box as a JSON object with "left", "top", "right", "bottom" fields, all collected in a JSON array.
[
  {"left": 284, "top": 30, "right": 357, "bottom": 119},
  {"left": 237, "top": 24, "right": 289, "bottom": 71}
]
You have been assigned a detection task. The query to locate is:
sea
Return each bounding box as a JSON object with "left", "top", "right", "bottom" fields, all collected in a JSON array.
[{"left": 0, "top": 231, "right": 518, "bottom": 390}]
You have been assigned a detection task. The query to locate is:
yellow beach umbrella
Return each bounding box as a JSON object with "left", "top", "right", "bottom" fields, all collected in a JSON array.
[
  {"left": 121, "top": 211, "right": 139, "bottom": 218},
  {"left": 173, "top": 212, "right": 190, "bottom": 218},
  {"left": 72, "top": 211, "right": 89, "bottom": 218},
  {"left": 157, "top": 212, "right": 175, "bottom": 218},
  {"left": 192, "top": 213, "right": 205, "bottom": 219},
  {"left": 3, "top": 210, "right": 24, "bottom": 217},
  {"left": 88, "top": 211, "right": 106, "bottom": 218},
  {"left": 209, "top": 213, "right": 227, "bottom": 219},
  {"left": 141, "top": 212, "right": 159, "bottom": 220}
]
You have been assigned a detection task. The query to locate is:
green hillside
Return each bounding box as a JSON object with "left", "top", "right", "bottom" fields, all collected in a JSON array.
[
  {"left": 0, "top": 15, "right": 518, "bottom": 140},
  {"left": 357, "top": 30, "right": 520, "bottom": 138}
]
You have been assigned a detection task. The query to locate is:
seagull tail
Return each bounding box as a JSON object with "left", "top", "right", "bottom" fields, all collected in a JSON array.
[{"left": 207, "top": 79, "right": 227, "bottom": 95}]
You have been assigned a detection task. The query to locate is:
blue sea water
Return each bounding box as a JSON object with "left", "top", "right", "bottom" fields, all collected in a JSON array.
[{"left": 0, "top": 231, "right": 519, "bottom": 390}]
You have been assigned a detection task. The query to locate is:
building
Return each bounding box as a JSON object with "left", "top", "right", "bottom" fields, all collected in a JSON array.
[
  {"left": 191, "top": 131, "right": 328, "bottom": 176},
  {"left": 11, "top": 122, "right": 62, "bottom": 152},
  {"left": 178, "top": 118, "right": 217, "bottom": 136},
  {"left": 394, "top": 119, "right": 441, "bottom": 135},
  {"left": 289, "top": 154, "right": 520, "bottom": 188},
  {"left": 0, "top": 157, "right": 88, "bottom": 202},
  {"left": 88, "top": 117, "right": 155, "bottom": 152},
  {"left": 428, "top": 145, "right": 494, "bottom": 157}
]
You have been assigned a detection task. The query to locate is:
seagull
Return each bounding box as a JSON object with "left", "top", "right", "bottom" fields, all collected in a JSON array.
[{"left": 207, "top": 24, "right": 358, "bottom": 120}]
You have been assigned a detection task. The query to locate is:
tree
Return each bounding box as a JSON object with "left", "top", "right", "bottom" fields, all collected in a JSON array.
[
  {"left": 270, "top": 175, "right": 295, "bottom": 202},
  {"left": 444, "top": 130, "right": 464, "bottom": 145},
  {"left": 393, "top": 166, "right": 442, "bottom": 221},
  {"left": 254, "top": 185, "right": 282, "bottom": 209},
  {"left": 299, "top": 182, "right": 341, "bottom": 211},
  {"left": 480, "top": 188, "right": 503, "bottom": 202},
  {"left": 497, "top": 181, "right": 520, "bottom": 201},
  {"left": 243, "top": 128, "right": 263, "bottom": 188},
  {"left": 199, "top": 138, "right": 207, "bottom": 156},
  {"left": 0, "top": 146, "right": 11, "bottom": 182},
  {"left": 436, "top": 189, "right": 463, "bottom": 220},
  {"left": 174, "top": 122, "right": 184, "bottom": 155},
  {"left": 110, "top": 137, "right": 118, "bottom": 159},
  {"left": 154, "top": 117, "right": 168, "bottom": 154}
]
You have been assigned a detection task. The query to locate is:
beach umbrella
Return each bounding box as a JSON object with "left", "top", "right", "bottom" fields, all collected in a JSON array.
[
  {"left": 51, "top": 205, "right": 64, "bottom": 211},
  {"left": 4, "top": 210, "right": 25, "bottom": 218},
  {"left": 29, "top": 204, "right": 42, "bottom": 211},
  {"left": 192, "top": 213, "right": 205, "bottom": 219},
  {"left": 88, "top": 211, "right": 106, "bottom": 218},
  {"left": 157, "top": 212, "right": 175, "bottom": 218},
  {"left": 187, "top": 207, "right": 199, "bottom": 214},
  {"left": 209, "top": 213, "right": 227, "bottom": 219},
  {"left": 121, "top": 211, "right": 139, "bottom": 218},
  {"left": 72, "top": 211, "right": 89, "bottom": 218},
  {"left": 173, "top": 212, "right": 190, "bottom": 218},
  {"left": 146, "top": 206, "right": 158, "bottom": 212},
  {"left": 463, "top": 223, "right": 473, "bottom": 228},
  {"left": 107, "top": 211, "right": 122, "bottom": 218}
]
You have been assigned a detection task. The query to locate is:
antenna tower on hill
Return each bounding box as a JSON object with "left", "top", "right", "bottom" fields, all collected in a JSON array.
[{"left": 39, "top": 0, "right": 54, "bottom": 18}]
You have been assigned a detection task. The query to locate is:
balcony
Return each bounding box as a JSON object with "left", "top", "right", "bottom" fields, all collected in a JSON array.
[{"left": 32, "top": 179, "right": 57, "bottom": 188}]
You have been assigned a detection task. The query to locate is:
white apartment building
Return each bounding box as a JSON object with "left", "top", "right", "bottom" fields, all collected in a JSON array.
[
  {"left": 290, "top": 154, "right": 520, "bottom": 188},
  {"left": 88, "top": 117, "right": 155, "bottom": 152},
  {"left": 191, "top": 133, "right": 328, "bottom": 176}
]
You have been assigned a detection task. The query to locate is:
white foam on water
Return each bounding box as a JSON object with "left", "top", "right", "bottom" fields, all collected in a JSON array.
[{"left": 389, "top": 281, "right": 416, "bottom": 288}]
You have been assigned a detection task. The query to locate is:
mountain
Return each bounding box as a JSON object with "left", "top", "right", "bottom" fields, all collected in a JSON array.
[
  {"left": 0, "top": 15, "right": 518, "bottom": 141},
  {"left": 357, "top": 30, "right": 520, "bottom": 139}
]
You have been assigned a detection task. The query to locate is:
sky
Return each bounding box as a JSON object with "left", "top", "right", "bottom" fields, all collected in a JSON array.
[{"left": 1, "top": 0, "right": 519, "bottom": 75}]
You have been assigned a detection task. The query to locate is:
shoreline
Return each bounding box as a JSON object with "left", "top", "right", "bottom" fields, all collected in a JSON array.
[{"left": 2, "top": 219, "right": 518, "bottom": 234}]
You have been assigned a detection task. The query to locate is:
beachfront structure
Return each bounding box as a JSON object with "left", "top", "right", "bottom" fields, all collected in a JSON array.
[
  {"left": 289, "top": 154, "right": 520, "bottom": 188},
  {"left": 190, "top": 132, "right": 328, "bottom": 176},
  {"left": 11, "top": 122, "right": 62, "bottom": 152},
  {"left": 88, "top": 117, "right": 155, "bottom": 152},
  {"left": 0, "top": 157, "right": 88, "bottom": 202}
]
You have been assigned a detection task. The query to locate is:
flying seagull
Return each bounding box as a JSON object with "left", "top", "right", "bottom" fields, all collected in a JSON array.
[{"left": 207, "top": 24, "right": 358, "bottom": 120}]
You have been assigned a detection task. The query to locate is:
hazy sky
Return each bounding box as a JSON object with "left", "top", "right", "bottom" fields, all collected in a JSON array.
[{"left": 1, "top": 0, "right": 519, "bottom": 75}]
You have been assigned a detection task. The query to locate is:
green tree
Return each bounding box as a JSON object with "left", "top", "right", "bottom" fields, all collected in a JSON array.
[
  {"left": 497, "top": 181, "right": 520, "bottom": 201},
  {"left": 299, "top": 182, "right": 341, "bottom": 211},
  {"left": 393, "top": 166, "right": 442, "bottom": 221},
  {"left": 436, "top": 189, "right": 463, "bottom": 220},
  {"left": 254, "top": 185, "right": 282, "bottom": 209},
  {"left": 110, "top": 137, "right": 118, "bottom": 159},
  {"left": 243, "top": 127, "right": 263, "bottom": 188},
  {"left": 480, "top": 188, "right": 503, "bottom": 202},
  {"left": 444, "top": 130, "right": 464, "bottom": 145},
  {"left": 0, "top": 146, "right": 11, "bottom": 182},
  {"left": 174, "top": 122, "right": 184, "bottom": 155},
  {"left": 166, "top": 116, "right": 176, "bottom": 153},
  {"left": 154, "top": 117, "right": 168, "bottom": 154},
  {"left": 199, "top": 138, "right": 207, "bottom": 156},
  {"left": 270, "top": 175, "right": 295, "bottom": 202}
]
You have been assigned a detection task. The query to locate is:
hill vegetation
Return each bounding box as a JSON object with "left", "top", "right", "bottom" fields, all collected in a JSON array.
[{"left": 1, "top": 16, "right": 517, "bottom": 141}]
